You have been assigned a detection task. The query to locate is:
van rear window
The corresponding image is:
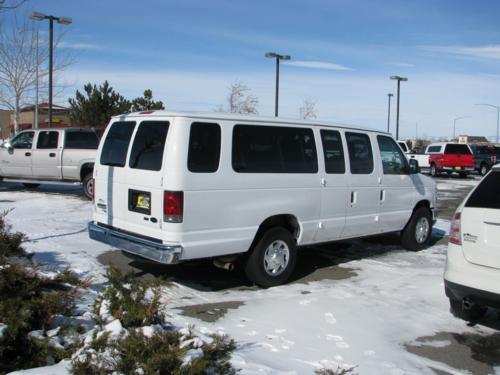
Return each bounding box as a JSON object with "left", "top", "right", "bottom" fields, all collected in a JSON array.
[
  {"left": 445, "top": 144, "right": 471, "bottom": 155},
  {"left": 232, "top": 125, "right": 318, "bottom": 173},
  {"left": 465, "top": 171, "right": 500, "bottom": 209},
  {"left": 100, "top": 121, "right": 136, "bottom": 167},
  {"left": 129, "top": 121, "right": 169, "bottom": 171}
]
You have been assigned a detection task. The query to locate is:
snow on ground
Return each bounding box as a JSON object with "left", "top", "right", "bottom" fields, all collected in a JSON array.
[
  {"left": 2, "top": 178, "right": 499, "bottom": 374},
  {"left": 0, "top": 183, "right": 110, "bottom": 283}
]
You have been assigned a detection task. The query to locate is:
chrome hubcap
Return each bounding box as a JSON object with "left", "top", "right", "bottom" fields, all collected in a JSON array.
[
  {"left": 263, "top": 240, "right": 290, "bottom": 276},
  {"left": 415, "top": 217, "right": 430, "bottom": 244}
]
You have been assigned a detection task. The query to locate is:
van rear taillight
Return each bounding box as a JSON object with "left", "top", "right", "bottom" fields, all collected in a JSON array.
[
  {"left": 164, "top": 191, "right": 183, "bottom": 223},
  {"left": 449, "top": 211, "right": 462, "bottom": 245}
]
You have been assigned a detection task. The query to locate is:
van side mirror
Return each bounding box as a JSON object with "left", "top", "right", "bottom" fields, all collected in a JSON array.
[{"left": 409, "top": 159, "right": 420, "bottom": 174}]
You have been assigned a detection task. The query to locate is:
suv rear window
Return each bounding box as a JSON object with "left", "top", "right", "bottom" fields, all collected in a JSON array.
[
  {"left": 445, "top": 144, "right": 471, "bottom": 155},
  {"left": 100, "top": 121, "right": 136, "bottom": 167},
  {"left": 232, "top": 125, "right": 318, "bottom": 173},
  {"left": 465, "top": 171, "right": 500, "bottom": 209},
  {"left": 65, "top": 131, "right": 99, "bottom": 149},
  {"left": 129, "top": 121, "right": 169, "bottom": 171}
]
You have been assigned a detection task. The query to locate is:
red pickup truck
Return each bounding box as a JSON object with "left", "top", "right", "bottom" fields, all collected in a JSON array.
[{"left": 428, "top": 143, "right": 474, "bottom": 178}]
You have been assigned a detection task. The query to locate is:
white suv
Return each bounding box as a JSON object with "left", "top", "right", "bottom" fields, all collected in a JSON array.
[
  {"left": 444, "top": 165, "right": 500, "bottom": 321},
  {"left": 89, "top": 111, "right": 437, "bottom": 287}
]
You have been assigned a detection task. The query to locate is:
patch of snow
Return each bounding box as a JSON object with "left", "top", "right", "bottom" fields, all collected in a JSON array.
[
  {"left": 103, "top": 319, "right": 123, "bottom": 339},
  {"left": 7, "top": 359, "right": 71, "bottom": 375},
  {"left": 0, "top": 323, "right": 6, "bottom": 339},
  {"left": 182, "top": 348, "right": 204, "bottom": 365}
]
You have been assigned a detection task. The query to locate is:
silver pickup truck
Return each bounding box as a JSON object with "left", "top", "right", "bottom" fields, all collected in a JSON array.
[{"left": 0, "top": 128, "right": 99, "bottom": 199}]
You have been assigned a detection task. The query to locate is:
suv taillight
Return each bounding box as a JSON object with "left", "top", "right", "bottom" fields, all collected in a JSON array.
[
  {"left": 449, "top": 211, "right": 462, "bottom": 245},
  {"left": 164, "top": 191, "right": 183, "bottom": 223}
]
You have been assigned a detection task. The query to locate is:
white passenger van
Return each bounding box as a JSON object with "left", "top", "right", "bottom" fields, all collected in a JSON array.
[{"left": 89, "top": 111, "right": 437, "bottom": 287}]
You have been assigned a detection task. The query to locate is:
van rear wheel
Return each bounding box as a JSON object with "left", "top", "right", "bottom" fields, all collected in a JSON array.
[
  {"left": 401, "top": 207, "right": 432, "bottom": 251},
  {"left": 245, "top": 227, "right": 297, "bottom": 288}
]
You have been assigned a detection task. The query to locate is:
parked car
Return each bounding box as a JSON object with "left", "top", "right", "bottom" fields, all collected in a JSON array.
[
  {"left": 444, "top": 165, "right": 500, "bottom": 321},
  {"left": 427, "top": 143, "right": 474, "bottom": 178},
  {"left": 469, "top": 144, "right": 500, "bottom": 176},
  {"left": 0, "top": 128, "right": 99, "bottom": 199},
  {"left": 408, "top": 146, "right": 431, "bottom": 172},
  {"left": 88, "top": 111, "right": 437, "bottom": 287}
]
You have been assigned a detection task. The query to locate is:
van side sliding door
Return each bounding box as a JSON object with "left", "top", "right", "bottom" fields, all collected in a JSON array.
[
  {"left": 342, "top": 132, "right": 381, "bottom": 238},
  {"left": 315, "top": 129, "right": 348, "bottom": 241}
]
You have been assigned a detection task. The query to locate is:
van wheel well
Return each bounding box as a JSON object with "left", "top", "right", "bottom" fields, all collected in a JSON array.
[
  {"left": 250, "top": 215, "right": 300, "bottom": 250},
  {"left": 413, "top": 200, "right": 431, "bottom": 213},
  {"left": 80, "top": 163, "right": 94, "bottom": 181}
]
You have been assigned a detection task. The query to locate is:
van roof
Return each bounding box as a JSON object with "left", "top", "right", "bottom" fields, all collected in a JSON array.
[{"left": 112, "top": 110, "right": 389, "bottom": 135}]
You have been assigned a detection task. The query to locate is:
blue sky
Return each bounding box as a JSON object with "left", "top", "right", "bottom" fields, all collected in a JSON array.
[{"left": 8, "top": 0, "right": 500, "bottom": 139}]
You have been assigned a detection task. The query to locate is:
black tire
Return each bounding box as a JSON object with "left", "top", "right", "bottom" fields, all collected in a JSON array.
[
  {"left": 244, "top": 227, "right": 297, "bottom": 288},
  {"left": 82, "top": 172, "right": 94, "bottom": 200},
  {"left": 23, "top": 183, "right": 40, "bottom": 189},
  {"left": 480, "top": 163, "right": 488, "bottom": 176},
  {"left": 430, "top": 163, "right": 438, "bottom": 177},
  {"left": 401, "top": 207, "right": 432, "bottom": 251},
  {"left": 449, "top": 298, "right": 487, "bottom": 322}
]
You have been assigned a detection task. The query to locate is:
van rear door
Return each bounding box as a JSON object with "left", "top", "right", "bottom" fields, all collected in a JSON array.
[{"left": 94, "top": 119, "right": 170, "bottom": 239}]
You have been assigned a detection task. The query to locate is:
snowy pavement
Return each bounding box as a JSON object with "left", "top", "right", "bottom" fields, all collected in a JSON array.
[{"left": 2, "top": 177, "right": 499, "bottom": 374}]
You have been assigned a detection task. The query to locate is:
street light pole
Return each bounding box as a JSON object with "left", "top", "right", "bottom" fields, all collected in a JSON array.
[
  {"left": 265, "top": 52, "right": 291, "bottom": 117},
  {"left": 31, "top": 12, "right": 72, "bottom": 129},
  {"left": 387, "top": 93, "right": 393, "bottom": 133},
  {"left": 390, "top": 75, "right": 408, "bottom": 140},
  {"left": 475, "top": 103, "right": 500, "bottom": 143},
  {"left": 453, "top": 116, "right": 470, "bottom": 139}
]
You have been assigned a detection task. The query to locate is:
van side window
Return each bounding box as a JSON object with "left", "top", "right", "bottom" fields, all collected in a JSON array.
[
  {"left": 188, "top": 123, "right": 221, "bottom": 173},
  {"left": 232, "top": 125, "right": 318, "bottom": 173},
  {"left": 377, "top": 135, "right": 408, "bottom": 175},
  {"left": 345, "top": 132, "right": 373, "bottom": 174},
  {"left": 100, "top": 121, "right": 136, "bottom": 167},
  {"left": 129, "top": 121, "right": 169, "bottom": 171},
  {"left": 320, "top": 129, "right": 345, "bottom": 174},
  {"left": 37, "top": 131, "right": 59, "bottom": 149}
]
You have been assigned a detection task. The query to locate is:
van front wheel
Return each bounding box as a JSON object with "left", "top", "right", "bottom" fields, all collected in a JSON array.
[
  {"left": 245, "top": 227, "right": 297, "bottom": 288},
  {"left": 401, "top": 207, "right": 432, "bottom": 251}
]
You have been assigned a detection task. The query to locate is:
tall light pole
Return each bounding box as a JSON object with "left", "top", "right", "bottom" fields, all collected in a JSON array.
[
  {"left": 265, "top": 52, "right": 290, "bottom": 117},
  {"left": 31, "top": 12, "right": 72, "bottom": 128},
  {"left": 475, "top": 103, "right": 500, "bottom": 143},
  {"left": 387, "top": 93, "right": 393, "bottom": 133},
  {"left": 453, "top": 116, "right": 470, "bottom": 140},
  {"left": 390, "top": 75, "right": 408, "bottom": 140}
]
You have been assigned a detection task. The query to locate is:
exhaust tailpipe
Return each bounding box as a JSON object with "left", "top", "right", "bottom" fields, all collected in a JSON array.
[{"left": 213, "top": 259, "right": 235, "bottom": 271}]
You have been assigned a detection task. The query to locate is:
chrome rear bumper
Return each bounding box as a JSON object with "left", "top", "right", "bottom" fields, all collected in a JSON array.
[{"left": 88, "top": 222, "right": 182, "bottom": 264}]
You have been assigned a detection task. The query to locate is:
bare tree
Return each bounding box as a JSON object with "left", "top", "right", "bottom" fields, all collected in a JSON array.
[
  {"left": 299, "top": 98, "right": 317, "bottom": 120},
  {"left": 0, "top": 0, "right": 27, "bottom": 11},
  {"left": 0, "top": 18, "right": 73, "bottom": 134},
  {"left": 217, "top": 81, "right": 258, "bottom": 115}
]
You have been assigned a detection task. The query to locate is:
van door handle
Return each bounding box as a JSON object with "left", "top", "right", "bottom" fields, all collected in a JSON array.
[
  {"left": 321, "top": 178, "right": 327, "bottom": 187},
  {"left": 350, "top": 191, "right": 356, "bottom": 204},
  {"left": 25, "top": 152, "right": 31, "bottom": 157},
  {"left": 380, "top": 189, "right": 385, "bottom": 202},
  {"left": 49, "top": 153, "right": 56, "bottom": 157}
]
